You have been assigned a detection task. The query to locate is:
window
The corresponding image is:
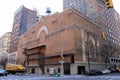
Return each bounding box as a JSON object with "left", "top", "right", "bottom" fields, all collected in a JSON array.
[
  {"left": 97, "top": 41, "right": 99, "bottom": 46},
  {"left": 91, "top": 3, "right": 95, "bottom": 10},
  {"left": 88, "top": 13, "right": 98, "bottom": 22},
  {"left": 88, "top": 36, "right": 96, "bottom": 58},
  {"left": 113, "top": 40, "right": 115, "bottom": 43}
]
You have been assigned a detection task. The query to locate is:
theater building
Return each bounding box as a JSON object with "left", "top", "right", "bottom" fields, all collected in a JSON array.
[{"left": 17, "top": 8, "right": 107, "bottom": 75}]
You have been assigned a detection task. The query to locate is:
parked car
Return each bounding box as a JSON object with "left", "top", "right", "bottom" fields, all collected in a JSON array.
[
  {"left": 102, "top": 69, "right": 110, "bottom": 74},
  {"left": 0, "top": 69, "right": 7, "bottom": 76},
  {"left": 89, "top": 69, "right": 102, "bottom": 76},
  {"left": 108, "top": 68, "right": 117, "bottom": 73}
]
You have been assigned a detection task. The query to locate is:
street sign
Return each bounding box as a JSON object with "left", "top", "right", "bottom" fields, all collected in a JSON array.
[{"left": 59, "top": 60, "right": 64, "bottom": 64}]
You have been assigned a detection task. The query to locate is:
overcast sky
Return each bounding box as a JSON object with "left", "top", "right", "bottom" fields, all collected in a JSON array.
[{"left": 0, "top": 0, "right": 119, "bottom": 37}]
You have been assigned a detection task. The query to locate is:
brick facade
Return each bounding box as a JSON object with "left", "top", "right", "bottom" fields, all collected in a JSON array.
[{"left": 17, "top": 8, "right": 106, "bottom": 74}]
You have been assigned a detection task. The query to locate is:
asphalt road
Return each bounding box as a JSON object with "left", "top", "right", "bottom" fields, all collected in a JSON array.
[{"left": 0, "top": 73, "right": 120, "bottom": 80}]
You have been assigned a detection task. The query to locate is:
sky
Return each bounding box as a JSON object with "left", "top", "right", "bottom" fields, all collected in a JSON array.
[{"left": 0, "top": 0, "right": 119, "bottom": 37}]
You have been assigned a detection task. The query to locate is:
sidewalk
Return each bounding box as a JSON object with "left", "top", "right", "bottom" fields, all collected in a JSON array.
[
  {"left": 24, "top": 73, "right": 50, "bottom": 77},
  {"left": 24, "top": 73, "right": 86, "bottom": 78}
]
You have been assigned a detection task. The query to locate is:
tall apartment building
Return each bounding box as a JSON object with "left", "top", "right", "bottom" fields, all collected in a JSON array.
[
  {"left": 0, "top": 32, "right": 11, "bottom": 66},
  {"left": 63, "top": 0, "right": 87, "bottom": 16},
  {"left": 9, "top": 6, "right": 37, "bottom": 53},
  {"left": 63, "top": 0, "right": 106, "bottom": 27},
  {"left": 63, "top": 0, "right": 120, "bottom": 66},
  {"left": 106, "top": 9, "right": 120, "bottom": 63}
]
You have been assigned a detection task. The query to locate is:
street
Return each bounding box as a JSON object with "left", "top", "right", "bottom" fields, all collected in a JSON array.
[{"left": 0, "top": 73, "right": 120, "bottom": 80}]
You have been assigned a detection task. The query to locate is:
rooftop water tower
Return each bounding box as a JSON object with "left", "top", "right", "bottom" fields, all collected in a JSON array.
[{"left": 46, "top": 7, "right": 51, "bottom": 15}]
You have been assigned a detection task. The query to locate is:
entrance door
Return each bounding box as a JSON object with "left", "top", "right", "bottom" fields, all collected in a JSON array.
[
  {"left": 78, "top": 66, "right": 85, "bottom": 74},
  {"left": 31, "top": 68, "right": 35, "bottom": 73},
  {"left": 64, "top": 63, "right": 70, "bottom": 75}
]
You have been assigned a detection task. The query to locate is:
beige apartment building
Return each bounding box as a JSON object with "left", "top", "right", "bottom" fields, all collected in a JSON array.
[{"left": 0, "top": 32, "right": 11, "bottom": 67}]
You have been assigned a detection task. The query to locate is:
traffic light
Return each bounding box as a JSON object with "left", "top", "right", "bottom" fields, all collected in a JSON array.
[
  {"left": 106, "top": 0, "right": 113, "bottom": 9},
  {"left": 101, "top": 32, "right": 105, "bottom": 39}
]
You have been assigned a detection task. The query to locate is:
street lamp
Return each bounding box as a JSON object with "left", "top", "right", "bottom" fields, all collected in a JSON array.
[
  {"left": 59, "top": 45, "right": 64, "bottom": 76},
  {"left": 59, "top": 60, "right": 64, "bottom": 76},
  {"left": 87, "top": 32, "right": 90, "bottom": 74}
]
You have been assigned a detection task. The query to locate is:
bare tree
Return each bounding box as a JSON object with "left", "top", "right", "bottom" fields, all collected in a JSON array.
[{"left": 0, "top": 56, "right": 7, "bottom": 69}]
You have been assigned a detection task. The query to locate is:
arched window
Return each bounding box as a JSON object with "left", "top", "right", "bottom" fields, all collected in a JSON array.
[
  {"left": 37, "top": 26, "right": 49, "bottom": 43},
  {"left": 37, "top": 26, "right": 48, "bottom": 39},
  {"left": 88, "top": 36, "right": 96, "bottom": 58}
]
